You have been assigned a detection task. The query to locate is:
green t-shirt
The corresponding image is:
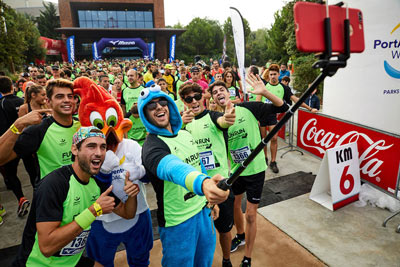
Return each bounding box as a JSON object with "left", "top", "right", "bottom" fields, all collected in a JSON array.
[
  {"left": 175, "top": 79, "right": 187, "bottom": 100},
  {"left": 121, "top": 85, "right": 147, "bottom": 143},
  {"left": 14, "top": 117, "right": 81, "bottom": 180},
  {"left": 158, "top": 131, "right": 207, "bottom": 227},
  {"left": 261, "top": 83, "right": 285, "bottom": 103},
  {"left": 227, "top": 106, "right": 267, "bottom": 175},
  {"left": 186, "top": 111, "right": 229, "bottom": 178},
  {"left": 26, "top": 165, "right": 101, "bottom": 266}
]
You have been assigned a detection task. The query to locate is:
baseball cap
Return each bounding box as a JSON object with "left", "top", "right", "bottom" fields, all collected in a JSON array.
[
  {"left": 164, "top": 64, "right": 173, "bottom": 70},
  {"left": 72, "top": 126, "right": 105, "bottom": 145},
  {"left": 190, "top": 66, "right": 200, "bottom": 73}
]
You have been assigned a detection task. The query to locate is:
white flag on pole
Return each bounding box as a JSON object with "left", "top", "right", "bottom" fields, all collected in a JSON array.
[{"left": 230, "top": 7, "right": 247, "bottom": 100}]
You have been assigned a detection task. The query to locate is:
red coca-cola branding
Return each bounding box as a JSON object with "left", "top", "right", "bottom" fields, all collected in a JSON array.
[{"left": 297, "top": 110, "right": 400, "bottom": 196}]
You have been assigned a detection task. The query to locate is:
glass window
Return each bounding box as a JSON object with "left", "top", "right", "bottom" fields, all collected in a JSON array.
[
  {"left": 136, "top": 21, "right": 145, "bottom": 28},
  {"left": 92, "top": 20, "right": 99, "bottom": 28},
  {"left": 86, "top": 20, "right": 93, "bottom": 28},
  {"left": 118, "top": 21, "right": 127, "bottom": 28},
  {"left": 98, "top": 11, "right": 107, "bottom": 20},
  {"left": 144, "top": 21, "right": 153, "bottom": 28},
  {"left": 80, "top": 20, "right": 86, "bottom": 28},
  {"left": 91, "top": 10, "right": 98, "bottom": 20},
  {"left": 127, "top": 11, "right": 135, "bottom": 21},
  {"left": 99, "top": 20, "right": 107, "bottom": 28},
  {"left": 127, "top": 21, "right": 135, "bottom": 28},
  {"left": 135, "top": 11, "right": 144, "bottom": 22},
  {"left": 117, "top": 11, "right": 126, "bottom": 21},
  {"left": 78, "top": 10, "right": 85, "bottom": 20},
  {"left": 85, "top": 10, "right": 92, "bottom": 21},
  {"left": 144, "top": 11, "right": 152, "bottom": 22},
  {"left": 107, "top": 11, "right": 117, "bottom": 21}
]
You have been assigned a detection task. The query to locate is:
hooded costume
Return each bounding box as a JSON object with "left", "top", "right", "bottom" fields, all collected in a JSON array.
[
  {"left": 73, "top": 77, "right": 153, "bottom": 266},
  {"left": 138, "top": 84, "right": 216, "bottom": 267}
]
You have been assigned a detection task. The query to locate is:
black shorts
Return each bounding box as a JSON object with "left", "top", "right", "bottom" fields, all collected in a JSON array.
[
  {"left": 231, "top": 171, "right": 265, "bottom": 204},
  {"left": 260, "top": 114, "right": 277, "bottom": 127},
  {"left": 214, "top": 190, "right": 234, "bottom": 233}
]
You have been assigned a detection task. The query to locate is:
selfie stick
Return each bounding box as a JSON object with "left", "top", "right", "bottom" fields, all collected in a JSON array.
[{"left": 184, "top": 2, "right": 352, "bottom": 201}]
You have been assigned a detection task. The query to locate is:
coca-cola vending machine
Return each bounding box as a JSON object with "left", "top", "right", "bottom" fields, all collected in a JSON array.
[{"left": 297, "top": 109, "right": 400, "bottom": 198}]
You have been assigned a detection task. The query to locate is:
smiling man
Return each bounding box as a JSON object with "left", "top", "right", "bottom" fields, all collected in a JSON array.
[
  {"left": 138, "top": 84, "right": 229, "bottom": 266},
  {"left": 180, "top": 82, "right": 236, "bottom": 267},
  {"left": 12, "top": 126, "right": 139, "bottom": 266},
  {"left": 0, "top": 79, "right": 81, "bottom": 181},
  {"left": 211, "top": 75, "right": 289, "bottom": 267}
]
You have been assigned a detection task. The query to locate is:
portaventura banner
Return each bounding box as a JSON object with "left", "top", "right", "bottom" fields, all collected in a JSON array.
[
  {"left": 323, "top": 0, "right": 400, "bottom": 135},
  {"left": 169, "top": 35, "right": 176, "bottom": 62},
  {"left": 92, "top": 38, "right": 149, "bottom": 60},
  {"left": 230, "top": 7, "right": 247, "bottom": 100},
  {"left": 66, "top": 35, "right": 75, "bottom": 64}
]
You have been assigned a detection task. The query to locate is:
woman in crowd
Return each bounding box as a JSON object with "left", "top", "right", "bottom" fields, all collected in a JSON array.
[{"left": 223, "top": 70, "right": 241, "bottom": 104}]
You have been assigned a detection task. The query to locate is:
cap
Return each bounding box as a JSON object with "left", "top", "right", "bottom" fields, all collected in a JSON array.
[
  {"left": 51, "top": 65, "right": 60, "bottom": 70},
  {"left": 190, "top": 66, "right": 200, "bottom": 73},
  {"left": 164, "top": 64, "right": 173, "bottom": 70},
  {"left": 22, "top": 72, "right": 30, "bottom": 77},
  {"left": 72, "top": 126, "right": 105, "bottom": 145}
]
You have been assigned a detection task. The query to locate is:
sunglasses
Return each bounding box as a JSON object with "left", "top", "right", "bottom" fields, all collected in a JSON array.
[
  {"left": 184, "top": 94, "right": 202, "bottom": 103},
  {"left": 146, "top": 99, "right": 168, "bottom": 111}
]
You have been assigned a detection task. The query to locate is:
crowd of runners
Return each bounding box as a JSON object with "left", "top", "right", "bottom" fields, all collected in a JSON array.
[{"left": 0, "top": 57, "right": 319, "bottom": 267}]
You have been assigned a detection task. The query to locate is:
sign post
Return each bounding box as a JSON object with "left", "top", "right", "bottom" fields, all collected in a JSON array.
[{"left": 310, "top": 142, "right": 361, "bottom": 211}]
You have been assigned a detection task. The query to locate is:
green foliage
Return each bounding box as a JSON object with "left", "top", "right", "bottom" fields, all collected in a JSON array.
[
  {"left": 36, "top": 2, "right": 60, "bottom": 39},
  {"left": 0, "top": 2, "right": 46, "bottom": 73},
  {"left": 293, "top": 55, "right": 323, "bottom": 95},
  {"left": 175, "top": 18, "right": 224, "bottom": 63}
]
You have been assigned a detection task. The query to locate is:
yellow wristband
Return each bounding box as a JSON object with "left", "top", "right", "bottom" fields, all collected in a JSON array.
[
  {"left": 93, "top": 202, "right": 102, "bottom": 216},
  {"left": 10, "top": 124, "right": 21, "bottom": 135}
]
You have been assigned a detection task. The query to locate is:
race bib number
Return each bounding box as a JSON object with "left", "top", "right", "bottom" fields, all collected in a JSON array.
[
  {"left": 199, "top": 151, "right": 216, "bottom": 170},
  {"left": 229, "top": 89, "right": 236, "bottom": 97},
  {"left": 230, "top": 146, "right": 251, "bottom": 164},
  {"left": 60, "top": 230, "right": 89, "bottom": 256}
]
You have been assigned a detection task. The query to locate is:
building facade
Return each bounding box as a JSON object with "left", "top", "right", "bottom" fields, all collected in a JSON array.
[{"left": 57, "top": 0, "right": 184, "bottom": 60}]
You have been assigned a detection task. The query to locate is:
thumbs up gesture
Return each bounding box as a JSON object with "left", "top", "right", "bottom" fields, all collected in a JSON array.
[
  {"left": 95, "top": 186, "right": 115, "bottom": 215},
  {"left": 182, "top": 105, "right": 195, "bottom": 124},
  {"left": 123, "top": 171, "right": 140, "bottom": 198},
  {"left": 222, "top": 100, "right": 236, "bottom": 126}
]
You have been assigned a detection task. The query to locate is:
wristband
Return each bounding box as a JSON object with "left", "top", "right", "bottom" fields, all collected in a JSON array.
[
  {"left": 10, "top": 124, "right": 21, "bottom": 135},
  {"left": 74, "top": 208, "right": 96, "bottom": 229},
  {"left": 93, "top": 202, "right": 103, "bottom": 216}
]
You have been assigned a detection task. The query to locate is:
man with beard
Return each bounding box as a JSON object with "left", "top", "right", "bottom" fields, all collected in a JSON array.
[
  {"left": 180, "top": 82, "right": 236, "bottom": 267},
  {"left": 210, "top": 75, "right": 289, "bottom": 267},
  {"left": 12, "top": 126, "right": 139, "bottom": 266}
]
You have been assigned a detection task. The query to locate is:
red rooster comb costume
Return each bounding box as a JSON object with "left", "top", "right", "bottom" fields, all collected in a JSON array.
[{"left": 73, "top": 77, "right": 132, "bottom": 151}]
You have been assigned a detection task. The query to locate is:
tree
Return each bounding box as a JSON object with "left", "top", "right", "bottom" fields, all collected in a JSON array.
[
  {"left": 0, "top": 2, "right": 45, "bottom": 73},
  {"left": 36, "top": 2, "right": 60, "bottom": 39},
  {"left": 175, "top": 18, "right": 224, "bottom": 63}
]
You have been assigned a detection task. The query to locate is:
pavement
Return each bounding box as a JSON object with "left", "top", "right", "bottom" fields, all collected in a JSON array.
[{"left": 1, "top": 112, "right": 400, "bottom": 266}]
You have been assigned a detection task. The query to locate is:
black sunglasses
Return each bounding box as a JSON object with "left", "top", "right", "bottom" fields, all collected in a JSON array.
[
  {"left": 184, "top": 94, "right": 202, "bottom": 103},
  {"left": 146, "top": 99, "right": 168, "bottom": 111}
]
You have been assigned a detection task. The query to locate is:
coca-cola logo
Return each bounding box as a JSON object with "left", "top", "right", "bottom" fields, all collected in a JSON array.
[{"left": 300, "top": 118, "right": 394, "bottom": 181}]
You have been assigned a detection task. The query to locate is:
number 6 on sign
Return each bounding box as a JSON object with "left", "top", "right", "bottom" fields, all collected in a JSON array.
[
  {"left": 310, "top": 142, "right": 361, "bottom": 211},
  {"left": 340, "top": 165, "right": 354, "bottom": 195}
]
